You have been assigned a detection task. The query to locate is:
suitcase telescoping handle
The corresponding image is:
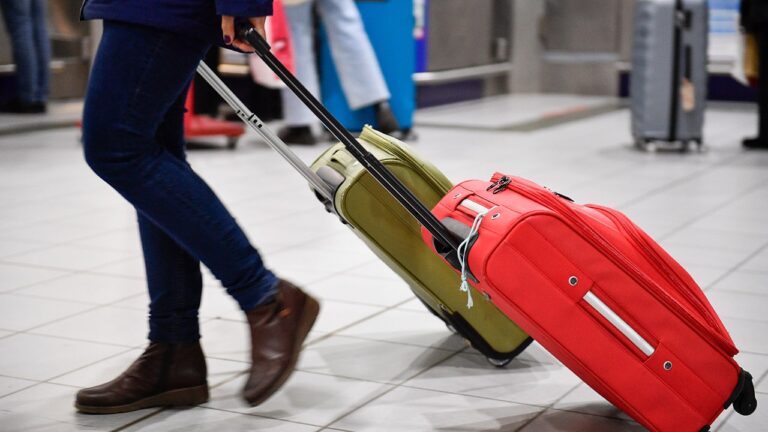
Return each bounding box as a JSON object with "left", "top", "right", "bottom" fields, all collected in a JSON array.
[
  {"left": 240, "top": 26, "right": 462, "bottom": 254},
  {"left": 195, "top": 61, "right": 335, "bottom": 204}
]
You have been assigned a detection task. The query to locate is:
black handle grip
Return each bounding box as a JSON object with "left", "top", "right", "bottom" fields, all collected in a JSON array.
[{"left": 238, "top": 25, "right": 461, "bottom": 254}]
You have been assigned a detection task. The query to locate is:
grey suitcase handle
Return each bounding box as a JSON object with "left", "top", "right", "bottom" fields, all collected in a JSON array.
[
  {"left": 195, "top": 61, "right": 335, "bottom": 204},
  {"left": 239, "top": 26, "right": 462, "bottom": 254}
]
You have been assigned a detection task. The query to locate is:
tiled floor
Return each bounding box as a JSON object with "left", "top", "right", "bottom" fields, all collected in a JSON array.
[{"left": 0, "top": 99, "right": 767, "bottom": 431}]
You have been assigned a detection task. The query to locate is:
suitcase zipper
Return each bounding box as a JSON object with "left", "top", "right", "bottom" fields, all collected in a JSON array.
[
  {"left": 587, "top": 205, "right": 727, "bottom": 337},
  {"left": 488, "top": 175, "right": 737, "bottom": 356}
]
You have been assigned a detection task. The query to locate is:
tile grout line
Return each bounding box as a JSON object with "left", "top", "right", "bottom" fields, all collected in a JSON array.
[
  {"left": 702, "top": 239, "right": 768, "bottom": 292},
  {"left": 318, "top": 348, "right": 470, "bottom": 430}
]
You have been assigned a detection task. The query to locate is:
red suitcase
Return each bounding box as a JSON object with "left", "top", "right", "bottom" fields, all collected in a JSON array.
[
  {"left": 241, "top": 26, "right": 756, "bottom": 432},
  {"left": 422, "top": 172, "right": 756, "bottom": 432}
]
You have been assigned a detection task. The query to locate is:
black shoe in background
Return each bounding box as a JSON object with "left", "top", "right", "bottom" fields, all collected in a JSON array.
[
  {"left": 375, "top": 101, "right": 400, "bottom": 135},
  {"left": 0, "top": 99, "right": 46, "bottom": 114},
  {"left": 278, "top": 126, "right": 317, "bottom": 146},
  {"left": 743, "top": 137, "right": 768, "bottom": 150}
]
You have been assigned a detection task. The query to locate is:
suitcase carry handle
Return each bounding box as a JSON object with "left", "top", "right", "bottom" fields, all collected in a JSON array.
[
  {"left": 195, "top": 61, "right": 335, "bottom": 204},
  {"left": 239, "top": 26, "right": 462, "bottom": 254}
]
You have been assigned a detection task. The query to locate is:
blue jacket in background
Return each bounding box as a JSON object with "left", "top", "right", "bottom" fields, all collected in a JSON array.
[{"left": 81, "top": 0, "right": 273, "bottom": 43}]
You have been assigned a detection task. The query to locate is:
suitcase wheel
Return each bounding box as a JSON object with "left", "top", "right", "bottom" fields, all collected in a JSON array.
[
  {"left": 226, "top": 136, "right": 239, "bottom": 150},
  {"left": 734, "top": 372, "right": 758, "bottom": 416},
  {"left": 486, "top": 357, "right": 513, "bottom": 368}
]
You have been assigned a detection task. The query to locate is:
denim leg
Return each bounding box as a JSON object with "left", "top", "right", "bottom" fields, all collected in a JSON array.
[
  {"left": 280, "top": 2, "right": 321, "bottom": 126},
  {"left": 317, "top": 0, "right": 390, "bottom": 109},
  {"left": 0, "top": 0, "right": 36, "bottom": 103},
  {"left": 140, "top": 88, "right": 203, "bottom": 343},
  {"left": 83, "top": 22, "right": 278, "bottom": 319},
  {"left": 30, "top": 0, "right": 50, "bottom": 103}
]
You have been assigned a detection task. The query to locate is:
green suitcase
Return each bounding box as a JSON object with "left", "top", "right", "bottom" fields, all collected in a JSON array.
[{"left": 310, "top": 126, "right": 532, "bottom": 365}]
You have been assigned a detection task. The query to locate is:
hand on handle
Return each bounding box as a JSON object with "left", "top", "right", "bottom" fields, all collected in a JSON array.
[{"left": 222, "top": 17, "right": 266, "bottom": 52}]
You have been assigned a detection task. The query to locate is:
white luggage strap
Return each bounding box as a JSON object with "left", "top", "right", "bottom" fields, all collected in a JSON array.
[{"left": 456, "top": 200, "right": 496, "bottom": 309}]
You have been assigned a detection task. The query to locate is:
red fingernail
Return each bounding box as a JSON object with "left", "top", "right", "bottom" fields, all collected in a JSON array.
[{"left": 224, "top": 36, "right": 231, "bottom": 44}]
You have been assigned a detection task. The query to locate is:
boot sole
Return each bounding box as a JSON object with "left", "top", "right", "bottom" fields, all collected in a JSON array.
[
  {"left": 244, "top": 295, "right": 320, "bottom": 407},
  {"left": 75, "top": 384, "right": 209, "bottom": 414}
]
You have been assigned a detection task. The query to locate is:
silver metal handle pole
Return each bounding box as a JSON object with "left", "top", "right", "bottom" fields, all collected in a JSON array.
[{"left": 195, "top": 61, "right": 335, "bottom": 203}]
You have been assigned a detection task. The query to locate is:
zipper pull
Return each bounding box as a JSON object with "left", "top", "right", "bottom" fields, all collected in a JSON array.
[{"left": 492, "top": 176, "right": 511, "bottom": 194}]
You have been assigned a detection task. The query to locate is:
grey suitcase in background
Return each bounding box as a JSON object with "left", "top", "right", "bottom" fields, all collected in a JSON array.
[{"left": 631, "top": 0, "right": 708, "bottom": 151}]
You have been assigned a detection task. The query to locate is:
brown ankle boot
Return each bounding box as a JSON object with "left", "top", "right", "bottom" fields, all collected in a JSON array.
[
  {"left": 243, "top": 280, "right": 320, "bottom": 406},
  {"left": 75, "top": 341, "right": 208, "bottom": 414}
]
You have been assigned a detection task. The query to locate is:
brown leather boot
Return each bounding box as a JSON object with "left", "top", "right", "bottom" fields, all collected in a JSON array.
[
  {"left": 243, "top": 280, "right": 320, "bottom": 406},
  {"left": 75, "top": 341, "right": 209, "bottom": 414}
]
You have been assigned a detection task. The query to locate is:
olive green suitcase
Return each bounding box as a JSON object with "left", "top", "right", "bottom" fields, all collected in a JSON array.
[
  {"left": 310, "top": 126, "right": 532, "bottom": 365},
  {"left": 197, "top": 61, "right": 531, "bottom": 365}
]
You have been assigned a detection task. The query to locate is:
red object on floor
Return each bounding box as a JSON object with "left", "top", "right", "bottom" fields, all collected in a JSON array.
[
  {"left": 422, "top": 173, "right": 756, "bottom": 432},
  {"left": 184, "top": 82, "right": 244, "bottom": 148}
]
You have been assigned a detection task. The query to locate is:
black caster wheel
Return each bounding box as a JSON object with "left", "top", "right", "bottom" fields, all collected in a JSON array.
[
  {"left": 486, "top": 357, "right": 512, "bottom": 368},
  {"left": 227, "top": 136, "right": 239, "bottom": 150}
]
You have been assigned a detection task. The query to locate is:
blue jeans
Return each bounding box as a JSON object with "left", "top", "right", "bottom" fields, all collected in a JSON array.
[
  {"left": 83, "top": 21, "right": 278, "bottom": 343},
  {"left": 0, "top": 0, "right": 50, "bottom": 103},
  {"left": 281, "top": 0, "right": 390, "bottom": 126}
]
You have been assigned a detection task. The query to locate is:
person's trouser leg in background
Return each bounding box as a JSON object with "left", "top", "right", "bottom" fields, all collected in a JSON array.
[
  {"left": 0, "top": 0, "right": 37, "bottom": 105},
  {"left": 30, "top": 0, "right": 50, "bottom": 104},
  {"left": 316, "top": 0, "right": 389, "bottom": 111},
  {"left": 317, "top": 0, "right": 399, "bottom": 134},
  {"left": 279, "top": 1, "right": 321, "bottom": 144},
  {"left": 757, "top": 29, "right": 768, "bottom": 140},
  {"left": 744, "top": 29, "right": 768, "bottom": 149},
  {"left": 77, "top": 21, "right": 320, "bottom": 414}
]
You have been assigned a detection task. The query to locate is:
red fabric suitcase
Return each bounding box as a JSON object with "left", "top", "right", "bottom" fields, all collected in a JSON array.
[{"left": 422, "top": 172, "right": 757, "bottom": 432}]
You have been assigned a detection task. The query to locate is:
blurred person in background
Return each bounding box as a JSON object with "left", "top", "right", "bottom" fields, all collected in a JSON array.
[
  {"left": 742, "top": 0, "right": 768, "bottom": 150},
  {"left": 278, "top": 0, "right": 399, "bottom": 145},
  {"left": 0, "top": 0, "right": 51, "bottom": 113},
  {"left": 76, "top": 0, "right": 319, "bottom": 414}
]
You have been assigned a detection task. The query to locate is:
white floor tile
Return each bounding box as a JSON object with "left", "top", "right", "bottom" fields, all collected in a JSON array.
[
  {"left": 14, "top": 273, "right": 145, "bottom": 305},
  {"left": 0, "top": 333, "right": 125, "bottom": 381},
  {"left": 4, "top": 244, "right": 135, "bottom": 272},
  {"left": 205, "top": 371, "right": 393, "bottom": 427},
  {"left": 0, "top": 238, "right": 49, "bottom": 259},
  {"left": 708, "top": 291, "right": 768, "bottom": 322},
  {"left": 741, "top": 248, "right": 768, "bottom": 273},
  {"left": 306, "top": 273, "right": 414, "bottom": 307},
  {"left": 329, "top": 386, "right": 542, "bottom": 432},
  {"left": 338, "top": 308, "right": 467, "bottom": 351},
  {"left": 87, "top": 256, "right": 146, "bottom": 279},
  {"left": 0, "top": 262, "right": 70, "bottom": 292},
  {"left": 122, "top": 407, "right": 319, "bottom": 432},
  {"left": 70, "top": 227, "right": 142, "bottom": 253},
  {"left": 30, "top": 306, "right": 149, "bottom": 347},
  {"left": 311, "top": 299, "right": 385, "bottom": 334},
  {"left": 0, "top": 382, "right": 153, "bottom": 431},
  {"left": 0, "top": 376, "right": 37, "bottom": 398},
  {"left": 711, "top": 270, "right": 768, "bottom": 296},
  {"left": 518, "top": 409, "right": 645, "bottom": 432},
  {"left": 721, "top": 317, "right": 768, "bottom": 355},
  {"left": 298, "top": 336, "right": 455, "bottom": 384},
  {"left": 0, "top": 294, "right": 93, "bottom": 331},
  {"left": 403, "top": 353, "right": 581, "bottom": 407}
]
